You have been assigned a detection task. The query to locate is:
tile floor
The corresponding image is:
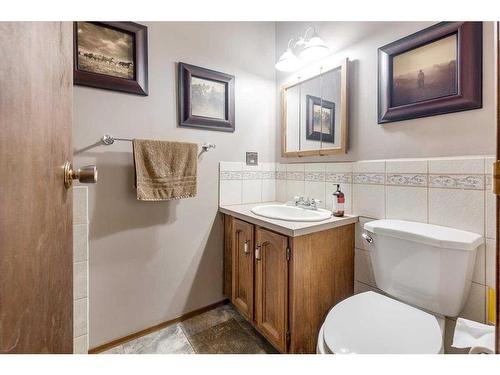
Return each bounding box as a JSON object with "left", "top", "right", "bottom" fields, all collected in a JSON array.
[{"left": 101, "top": 303, "right": 278, "bottom": 354}]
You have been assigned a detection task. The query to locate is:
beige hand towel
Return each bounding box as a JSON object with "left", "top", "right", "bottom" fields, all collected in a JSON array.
[{"left": 133, "top": 139, "right": 197, "bottom": 201}]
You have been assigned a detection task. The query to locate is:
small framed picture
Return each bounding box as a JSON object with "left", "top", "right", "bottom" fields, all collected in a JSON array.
[
  {"left": 73, "top": 22, "right": 148, "bottom": 95},
  {"left": 306, "top": 95, "right": 335, "bottom": 144},
  {"left": 178, "top": 62, "right": 235, "bottom": 132},
  {"left": 378, "top": 22, "right": 482, "bottom": 124}
]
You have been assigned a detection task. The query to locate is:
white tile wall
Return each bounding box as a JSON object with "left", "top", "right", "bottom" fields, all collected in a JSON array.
[
  {"left": 485, "top": 239, "right": 496, "bottom": 289},
  {"left": 218, "top": 155, "right": 496, "bottom": 332},
  {"left": 73, "top": 186, "right": 89, "bottom": 354},
  {"left": 429, "top": 189, "right": 484, "bottom": 235},
  {"left": 74, "top": 298, "right": 88, "bottom": 338},
  {"left": 472, "top": 243, "right": 486, "bottom": 285},
  {"left": 242, "top": 179, "right": 262, "bottom": 204},
  {"left": 262, "top": 179, "right": 276, "bottom": 202},
  {"left": 276, "top": 163, "right": 287, "bottom": 202},
  {"left": 353, "top": 184, "right": 385, "bottom": 219},
  {"left": 304, "top": 163, "right": 326, "bottom": 209},
  {"left": 219, "top": 162, "right": 276, "bottom": 205},
  {"left": 386, "top": 186, "right": 427, "bottom": 223}
]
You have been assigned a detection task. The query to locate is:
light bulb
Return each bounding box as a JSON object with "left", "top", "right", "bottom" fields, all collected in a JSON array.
[
  {"left": 298, "top": 35, "right": 330, "bottom": 62},
  {"left": 275, "top": 48, "right": 301, "bottom": 72}
]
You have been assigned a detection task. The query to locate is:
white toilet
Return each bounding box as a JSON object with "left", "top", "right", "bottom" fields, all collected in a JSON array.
[{"left": 317, "top": 219, "right": 483, "bottom": 354}]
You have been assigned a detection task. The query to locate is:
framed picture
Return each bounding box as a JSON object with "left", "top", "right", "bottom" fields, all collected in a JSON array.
[
  {"left": 73, "top": 22, "right": 148, "bottom": 95},
  {"left": 178, "top": 62, "right": 235, "bottom": 132},
  {"left": 306, "top": 95, "right": 335, "bottom": 143},
  {"left": 378, "top": 22, "right": 482, "bottom": 124}
]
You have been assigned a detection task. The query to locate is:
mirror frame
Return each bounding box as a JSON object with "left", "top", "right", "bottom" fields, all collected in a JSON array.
[{"left": 281, "top": 58, "right": 349, "bottom": 157}]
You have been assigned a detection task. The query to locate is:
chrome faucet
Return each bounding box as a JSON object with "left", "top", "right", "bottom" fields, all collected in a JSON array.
[{"left": 293, "top": 196, "right": 321, "bottom": 210}]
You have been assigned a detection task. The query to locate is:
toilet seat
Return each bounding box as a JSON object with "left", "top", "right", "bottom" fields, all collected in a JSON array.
[{"left": 321, "top": 291, "right": 443, "bottom": 354}]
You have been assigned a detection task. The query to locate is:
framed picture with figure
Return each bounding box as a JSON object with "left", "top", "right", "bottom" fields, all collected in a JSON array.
[{"left": 378, "top": 22, "right": 482, "bottom": 124}]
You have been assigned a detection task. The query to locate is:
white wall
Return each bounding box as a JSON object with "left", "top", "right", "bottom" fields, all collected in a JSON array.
[
  {"left": 276, "top": 22, "right": 497, "bottom": 162},
  {"left": 73, "top": 22, "right": 276, "bottom": 348}
]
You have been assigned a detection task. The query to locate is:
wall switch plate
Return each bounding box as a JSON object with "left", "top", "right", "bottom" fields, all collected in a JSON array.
[{"left": 246, "top": 152, "right": 258, "bottom": 166}]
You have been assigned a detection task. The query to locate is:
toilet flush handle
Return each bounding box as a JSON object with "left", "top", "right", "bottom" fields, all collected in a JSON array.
[{"left": 362, "top": 232, "right": 373, "bottom": 244}]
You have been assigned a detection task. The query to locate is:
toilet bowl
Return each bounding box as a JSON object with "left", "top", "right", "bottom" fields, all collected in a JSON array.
[
  {"left": 316, "top": 219, "right": 482, "bottom": 354},
  {"left": 316, "top": 292, "right": 444, "bottom": 354}
]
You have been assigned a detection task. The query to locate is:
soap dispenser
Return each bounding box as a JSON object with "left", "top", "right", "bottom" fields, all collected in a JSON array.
[{"left": 332, "top": 184, "right": 345, "bottom": 217}]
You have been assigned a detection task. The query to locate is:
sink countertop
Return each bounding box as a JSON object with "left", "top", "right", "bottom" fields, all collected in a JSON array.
[{"left": 219, "top": 202, "right": 358, "bottom": 237}]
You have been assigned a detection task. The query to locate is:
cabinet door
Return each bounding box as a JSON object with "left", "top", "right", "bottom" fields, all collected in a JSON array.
[
  {"left": 232, "top": 219, "right": 254, "bottom": 320},
  {"left": 255, "top": 227, "right": 289, "bottom": 352}
]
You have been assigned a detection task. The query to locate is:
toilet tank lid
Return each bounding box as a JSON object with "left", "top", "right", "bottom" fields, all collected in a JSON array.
[{"left": 364, "top": 219, "right": 483, "bottom": 251}]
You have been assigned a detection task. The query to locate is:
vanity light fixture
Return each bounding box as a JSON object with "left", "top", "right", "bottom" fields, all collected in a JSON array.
[{"left": 275, "top": 27, "right": 330, "bottom": 72}]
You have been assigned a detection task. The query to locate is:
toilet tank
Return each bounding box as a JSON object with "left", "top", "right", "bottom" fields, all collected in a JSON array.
[{"left": 363, "top": 220, "right": 483, "bottom": 317}]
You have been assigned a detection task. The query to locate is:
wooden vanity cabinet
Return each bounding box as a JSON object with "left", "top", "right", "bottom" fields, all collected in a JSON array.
[{"left": 223, "top": 214, "right": 355, "bottom": 354}]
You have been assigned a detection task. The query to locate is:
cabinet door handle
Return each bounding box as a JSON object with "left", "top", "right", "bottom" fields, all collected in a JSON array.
[
  {"left": 243, "top": 240, "right": 250, "bottom": 255},
  {"left": 255, "top": 245, "right": 261, "bottom": 260}
]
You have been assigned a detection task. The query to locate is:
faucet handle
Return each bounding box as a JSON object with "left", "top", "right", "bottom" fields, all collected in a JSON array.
[{"left": 311, "top": 198, "right": 321, "bottom": 209}]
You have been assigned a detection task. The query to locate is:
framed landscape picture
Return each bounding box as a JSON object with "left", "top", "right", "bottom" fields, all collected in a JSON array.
[
  {"left": 378, "top": 22, "right": 482, "bottom": 124},
  {"left": 178, "top": 62, "right": 235, "bottom": 132},
  {"left": 73, "top": 22, "right": 148, "bottom": 95},
  {"left": 305, "top": 95, "right": 335, "bottom": 143}
]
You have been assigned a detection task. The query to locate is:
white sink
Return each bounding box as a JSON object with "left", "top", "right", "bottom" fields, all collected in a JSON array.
[{"left": 251, "top": 204, "right": 332, "bottom": 222}]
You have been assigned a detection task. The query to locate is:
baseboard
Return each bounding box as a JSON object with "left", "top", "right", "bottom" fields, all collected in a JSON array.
[{"left": 88, "top": 299, "right": 230, "bottom": 354}]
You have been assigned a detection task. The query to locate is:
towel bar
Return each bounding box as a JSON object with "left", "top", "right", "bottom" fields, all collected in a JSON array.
[{"left": 101, "top": 134, "right": 216, "bottom": 153}]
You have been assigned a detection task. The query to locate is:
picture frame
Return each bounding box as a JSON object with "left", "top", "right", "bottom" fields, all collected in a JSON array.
[
  {"left": 305, "top": 95, "right": 335, "bottom": 144},
  {"left": 178, "top": 62, "right": 235, "bottom": 132},
  {"left": 73, "top": 22, "right": 148, "bottom": 96},
  {"left": 378, "top": 22, "right": 482, "bottom": 124}
]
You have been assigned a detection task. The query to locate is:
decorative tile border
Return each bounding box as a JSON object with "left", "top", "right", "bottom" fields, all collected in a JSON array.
[
  {"left": 386, "top": 174, "right": 428, "bottom": 187},
  {"left": 220, "top": 158, "right": 493, "bottom": 188},
  {"left": 353, "top": 173, "right": 385, "bottom": 185},
  {"left": 286, "top": 171, "right": 305, "bottom": 181},
  {"left": 305, "top": 171, "right": 325, "bottom": 182},
  {"left": 220, "top": 170, "right": 276, "bottom": 180},
  {"left": 326, "top": 172, "right": 352, "bottom": 184},
  {"left": 220, "top": 171, "right": 242, "bottom": 181},
  {"left": 242, "top": 171, "right": 260, "bottom": 180},
  {"left": 429, "top": 174, "right": 484, "bottom": 190},
  {"left": 261, "top": 171, "right": 276, "bottom": 180}
]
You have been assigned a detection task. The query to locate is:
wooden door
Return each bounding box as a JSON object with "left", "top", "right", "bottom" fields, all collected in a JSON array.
[
  {"left": 231, "top": 219, "right": 254, "bottom": 320},
  {"left": 255, "top": 227, "right": 289, "bottom": 353},
  {"left": 0, "top": 22, "right": 73, "bottom": 353}
]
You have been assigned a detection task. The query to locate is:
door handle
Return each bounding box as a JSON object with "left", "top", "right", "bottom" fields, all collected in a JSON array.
[{"left": 64, "top": 162, "right": 98, "bottom": 188}]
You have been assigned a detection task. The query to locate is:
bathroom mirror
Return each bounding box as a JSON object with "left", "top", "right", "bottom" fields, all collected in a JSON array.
[{"left": 281, "top": 58, "right": 349, "bottom": 157}]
